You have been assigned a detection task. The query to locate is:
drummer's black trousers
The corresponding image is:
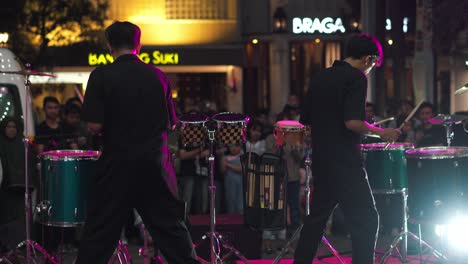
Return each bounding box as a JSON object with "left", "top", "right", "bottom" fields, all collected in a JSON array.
[
  {"left": 293, "top": 161, "right": 379, "bottom": 264},
  {"left": 75, "top": 155, "right": 199, "bottom": 264}
]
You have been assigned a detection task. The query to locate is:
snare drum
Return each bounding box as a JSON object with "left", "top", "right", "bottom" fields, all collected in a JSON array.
[
  {"left": 179, "top": 114, "right": 208, "bottom": 147},
  {"left": 212, "top": 112, "right": 249, "bottom": 146},
  {"left": 361, "top": 142, "right": 414, "bottom": 192},
  {"left": 38, "top": 150, "right": 100, "bottom": 227},
  {"left": 274, "top": 120, "right": 305, "bottom": 147},
  {"left": 406, "top": 147, "right": 468, "bottom": 222}
]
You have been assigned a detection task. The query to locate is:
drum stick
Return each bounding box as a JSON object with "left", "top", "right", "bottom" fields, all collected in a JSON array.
[
  {"left": 384, "top": 99, "right": 424, "bottom": 148},
  {"left": 372, "top": 117, "right": 395, "bottom": 126},
  {"left": 247, "top": 144, "right": 252, "bottom": 174},
  {"left": 399, "top": 99, "right": 424, "bottom": 129},
  {"left": 249, "top": 162, "right": 254, "bottom": 207},
  {"left": 268, "top": 165, "right": 275, "bottom": 209},
  {"left": 73, "top": 84, "right": 84, "bottom": 103}
]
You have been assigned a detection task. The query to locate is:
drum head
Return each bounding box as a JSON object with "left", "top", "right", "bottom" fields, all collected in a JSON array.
[
  {"left": 361, "top": 142, "right": 414, "bottom": 151},
  {"left": 405, "top": 146, "right": 468, "bottom": 159},
  {"left": 212, "top": 112, "right": 248, "bottom": 123},
  {"left": 40, "top": 150, "right": 101, "bottom": 160},
  {"left": 275, "top": 120, "right": 304, "bottom": 130},
  {"left": 178, "top": 113, "right": 209, "bottom": 123}
]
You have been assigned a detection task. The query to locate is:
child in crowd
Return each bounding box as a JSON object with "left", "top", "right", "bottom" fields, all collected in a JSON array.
[{"left": 222, "top": 144, "right": 243, "bottom": 214}]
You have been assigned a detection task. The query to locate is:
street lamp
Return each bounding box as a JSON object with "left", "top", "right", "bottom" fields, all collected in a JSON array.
[{"left": 273, "top": 7, "right": 287, "bottom": 33}]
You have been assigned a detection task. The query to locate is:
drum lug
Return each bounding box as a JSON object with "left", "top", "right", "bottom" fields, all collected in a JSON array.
[
  {"left": 454, "top": 161, "right": 459, "bottom": 167},
  {"left": 36, "top": 200, "right": 51, "bottom": 214},
  {"left": 75, "top": 165, "right": 78, "bottom": 173},
  {"left": 417, "top": 161, "right": 422, "bottom": 168},
  {"left": 75, "top": 208, "right": 78, "bottom": 219}
]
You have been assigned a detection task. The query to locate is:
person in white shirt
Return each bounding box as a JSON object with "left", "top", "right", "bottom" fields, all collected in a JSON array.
[{"left": 245, "top": 119, "right": 266, "bottom": 155}]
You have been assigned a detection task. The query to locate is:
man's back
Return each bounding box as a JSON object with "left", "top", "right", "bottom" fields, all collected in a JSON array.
[
  {"left": 83, "top": 54, "right": 172, "bottom": 158},
  {"left": 301, "top": 60, "right": 367, "bottom": 162}
]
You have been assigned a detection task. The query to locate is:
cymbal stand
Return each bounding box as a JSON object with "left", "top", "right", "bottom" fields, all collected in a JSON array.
[
  {"left": 17, "top": 64, "right": 59, "bottom": 264},
  {"left": 194, "top": 127, "right": 249, "bottom": 264},
  {"left": 379, "top": 189, "right": 448, "bottom": 264},
  {"left": 273, "top": 147, "right": 345, "bottom": 264},
  {"left": 443, "top": 122, "right": 454, "bottom": 147}
]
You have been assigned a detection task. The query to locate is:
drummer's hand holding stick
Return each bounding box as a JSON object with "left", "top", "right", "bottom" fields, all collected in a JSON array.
[
  {"left": 345, "top": 120, "right": 401, "bottom": 142},
  {"left": 383, "top": 99, "right": 425, "bottom": 148}
]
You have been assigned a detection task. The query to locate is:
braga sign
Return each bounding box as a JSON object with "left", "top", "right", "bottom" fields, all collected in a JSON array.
[{"left": 292, "top": 17, "right": 346, "bottom": 34}]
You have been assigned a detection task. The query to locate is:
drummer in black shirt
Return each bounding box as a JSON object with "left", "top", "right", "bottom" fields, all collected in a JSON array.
[
  {"left": 75, "top": 21, "right": 199, "bottom": 264},
  {"left": 296, "top": 34, "right": 400, "bottom": 264}
]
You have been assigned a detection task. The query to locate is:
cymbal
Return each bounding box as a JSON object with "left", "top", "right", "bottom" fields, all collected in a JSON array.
[
  {"left": 0, "top": 69, "right": 56, "bottom": 78},
  {"left": 427, "top": 114, "right": 468, "bottom": 125},
  {"left": 454, "top": 83, "right": 468, "bottom": 95}
]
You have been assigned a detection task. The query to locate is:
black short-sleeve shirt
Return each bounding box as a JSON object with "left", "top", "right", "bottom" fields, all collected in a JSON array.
[
  {"left": 35, "top": 122, "right": 65, "bottom": 151},
  {"left": 82, "top": 54, "right": 177, "bottom": 159},
  {"left": 300, "top": 60, "right": 367, "bottom": 165}
]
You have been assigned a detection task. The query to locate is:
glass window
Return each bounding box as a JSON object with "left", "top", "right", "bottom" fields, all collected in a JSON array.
[{"left": 165, "top": 0, "right": 228, "bottom": 19}]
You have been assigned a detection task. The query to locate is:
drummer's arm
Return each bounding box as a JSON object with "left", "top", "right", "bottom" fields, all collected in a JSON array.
[{"left": 345, "top": 120, "right": 400, "bottom": 142}]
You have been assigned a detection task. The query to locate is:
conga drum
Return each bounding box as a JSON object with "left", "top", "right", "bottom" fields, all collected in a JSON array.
[
  {"left": 274, "top": 120, "right": 305, "bottom": 147},
  {"left": 37, "top": 150, "right": 101, "bottom": 226},
  {"left": 406, "top": 147, "right": 468, "bottom": 223},
  {"left": 178, "top": 113, "right": 208, "bottom": 148},
  {"left": 212, "top": 112, "right": 249, "bottom": 146}
]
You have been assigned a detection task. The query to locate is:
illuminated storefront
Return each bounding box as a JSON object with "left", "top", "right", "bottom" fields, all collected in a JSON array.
[
  {"left": 31, "top": 0, "right": 245, "bottom": 115},
  {"left": 244, "top": 14, "right": 353, "bottom": 113},
  {"left": 32, "top": 45, "right": 244, "bottom": 115}
]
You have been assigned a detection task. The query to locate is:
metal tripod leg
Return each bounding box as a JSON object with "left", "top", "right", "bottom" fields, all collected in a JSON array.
[
  {"left": 195, "top": 231, "right": 250, "bottom": 264},
  {"left": 379, "top": 230, "right": 448, "bottom": 264},
  {"left": 272, "top": 225, "right": 345, "bottom": 264},
  {"left": 108, "top": 240, "right": 133, "bottom": 264},
  {"left": 15, "top": 240, "right": 60, "bottom": 264}
]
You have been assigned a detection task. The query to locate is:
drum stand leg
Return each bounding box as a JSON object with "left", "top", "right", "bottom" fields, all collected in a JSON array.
[
  {"left": 194, "top": 129, "right": 249, "bottom": 264},
  {"left": 108, "top": 240, "right": 133, "bottom": 264},
  {"left": 379, "top": 190, "right": 448, "bottom": 264},
  {"left": 138, "top": 224, "right": 163, "bottom": 264},
  {"left": 272, "top": 153, "right": 346, "bottom": 264}
]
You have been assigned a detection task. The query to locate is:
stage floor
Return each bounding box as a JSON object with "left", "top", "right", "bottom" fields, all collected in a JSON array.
[{"left": 127, "top": 232, "right": 454, "bottom": 264}]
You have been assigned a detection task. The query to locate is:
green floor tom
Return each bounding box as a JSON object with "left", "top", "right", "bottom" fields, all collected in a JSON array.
[
  {"left": 361, "top": 143, "right": 414, "bottom": 192},
  {"left": 38, "top": 150, "right": 100, "bottom": 227}
]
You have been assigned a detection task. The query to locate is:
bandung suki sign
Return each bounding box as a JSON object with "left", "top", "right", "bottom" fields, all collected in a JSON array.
[{"left": 292, "top": 17, "right": 346, "bottom": 34}]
